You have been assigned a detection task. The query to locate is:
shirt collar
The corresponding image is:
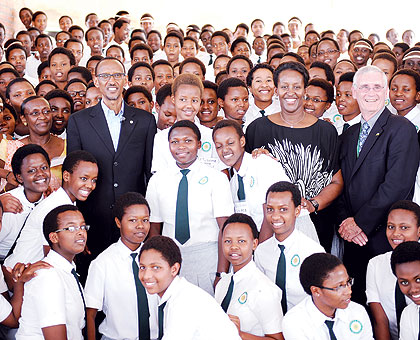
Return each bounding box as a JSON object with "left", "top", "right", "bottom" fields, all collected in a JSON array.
[
  {"left": 404, "top": 105, "right": 420, "bottom": 122},
  {"left": 360, "top": 107, "right": 384, "bottom": 128},
  {"left": 236, "top": 152, "right": 251, "bottom": 177},
  {"left": 116, "top": 238, "right": 142, "bottom": 258},
  {"left": 159, "top": 275, "right": 181, "bottom": 306},
  {"left": 46, "top": 249, "right": 76, "bottom": 273},
  {"left": 274, "top": 228, "right": 297, "bottom": 251},
  {"left": 101, "top": 99, "right": 125, "bottom": 118},
  {"left": 233, "top": 260, "right": 257, "bottom": 282},
  {"left": 305, "top": 296, "right": 350, "bottom": 326}
]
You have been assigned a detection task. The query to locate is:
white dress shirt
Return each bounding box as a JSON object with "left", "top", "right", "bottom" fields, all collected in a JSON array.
[
  {"left": 229, "top": 152, "right": 289, "bottom": 230},
  {"left": 146, "top": 160, "right": 234, "bottom": 248},
  {"left": 151, "top": 118, "right": 223, "bottom": 173},
  {"left": 0, "top": 186, "right": 43, "bottom": 261},
  {"left": 244, "top": 100, "right": 280, "bottom": 130},
  {"left": 400, "top": 303, "right": 420, "bottom": 340},
  {"left": 84, "top": 239, "right": 159, "bottom": 340},
  {"left": 4, "top": 187, "right": 73, "bottom": 268},
  {"left": 254, "top": 230, "right": 325, "bottom": 311},
  {"left": 404, "top": 105, "right": 420, "bottom": 132},
  {"left": 282, "top": 296, "right": 374, "bottom": 339},
  {"left": 215, "top": 261, "right": 283, "bottom": 336},
  {"left": 159, "top": 276, "right": 241, "bottom": 340},
  {"left": 16, "top": 250, "right": 85, "bottom": 340},
  {"left": 152, "top": 49, "right": 167, "bottom": 62},
  {"left": 25, "top": 54, "right": 41, "bottom": 80},
  {"left": 366, "top": 251, "right": 411, "bottom": 340}
]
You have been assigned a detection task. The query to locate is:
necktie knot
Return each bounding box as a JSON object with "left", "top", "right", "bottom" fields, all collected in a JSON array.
[
  {"left": 343, "top": 123, "right": 350, "bottom": 132},
  {"left": 180, "top": 169, "right": 190, "bottom": 176},
  {"left": 278, "top": 244, "right": 285, "bottom": 252},
  {"left": 131, "top": 252, "right": 138, "bottom": 261},
  {"left": 362, "top": 122, "right": 370, "bottom": 133},
  {"left": 260, "top": 109, "right": 265, "bottom": 116}
]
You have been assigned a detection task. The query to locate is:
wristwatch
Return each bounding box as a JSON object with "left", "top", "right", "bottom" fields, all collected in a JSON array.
[{"left": 308, "top": 199, "right": 319, "bottom": 213}]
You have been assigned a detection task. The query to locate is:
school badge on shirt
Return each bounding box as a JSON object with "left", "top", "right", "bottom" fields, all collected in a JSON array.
[
  {"left": 201, "top": 142, "right": 211, "bottom": 152},
  {"left": 199, "top": 176, "right": 208, "bottom": 184},
  {"left": 349, "top": 320, "right": 363, "bottom": 334},
  {"left": 238, "top": 292, "right": 248, "bottom": 304},
  {"left": 291, "top": 254, "right": 300, "bottom": 266}
]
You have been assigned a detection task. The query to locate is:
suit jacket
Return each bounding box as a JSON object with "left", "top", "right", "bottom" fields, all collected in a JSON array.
[
  {"left": 339, "top": 107, "right": 419, "bottom": 254},
  {"left": 67, "top": 101, "right": 156, "bottom": 253}
]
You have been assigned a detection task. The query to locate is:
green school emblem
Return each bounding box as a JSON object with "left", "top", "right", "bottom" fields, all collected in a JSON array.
[
  {"left": 333, "top": 114, "right": 341, "bottom": 122},
  {"left": 201, "top": 142, "right": 211, "bottom": 152},
  {"left": 291, "top": 254, "right": 300, "bottom": 267},
  {"left": 349, "top": 320, "right": 363, "bottom": 334},
  {"left": 238, "top": 292, "right": 248, "bottom": 304},
  {"left": 249, "top": 176, "right": 255, "bottom": 187},
  {"left": 199, "top": 176, "right": 208, "bottom": 185}
]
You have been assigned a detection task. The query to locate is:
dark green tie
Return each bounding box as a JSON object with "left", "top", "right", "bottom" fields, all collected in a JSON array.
[
  {"left": 325, "top": 320, "right": 338, "bottom": 340},
  {"left": 208, "top": 54, "right": 213, "bottom": 66},
  {"left": 175, "top": 169, "right": 190, "bottom": 244},
  {"left": 257, "top": 56, "right": 261, "bottom": 63},
  {"left": 275, "top": 244, "right": 287, "bottom": 314},
  {"left": 71, "top": 268, "right": 86, "bottom": 309},
  {"left": 237, "top": 175, "right": 245, "bottom": 201},
  {"left": 158, "top": 301, "right": 167, "bottom": 340},
  {"left": 221, "top": 276, "right": 234, "bottom": 312},
  {"left": 395, "top": 281, "right": 407, "bottom": 334},
  {"left": 260, "top": 109, "right": 265, "bottom": 116},
  {"left": 343, "top": 123, "right": 350, "bottom": 132},
  {"left": 131, "top": 253, "right": 151, "bottom": 340}
]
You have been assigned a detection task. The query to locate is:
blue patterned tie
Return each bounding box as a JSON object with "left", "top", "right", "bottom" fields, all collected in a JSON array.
[
  {"left": 175, "top": 169, "right": 190, "bottom": 244},
  {"left": 357, "top": 122, "right": 370, "bottom": 155}
]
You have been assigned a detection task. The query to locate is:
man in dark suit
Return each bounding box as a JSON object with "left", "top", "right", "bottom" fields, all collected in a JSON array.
[
  {"left": 338, "top": 65, "right": 419, "bottom": 303},
  {"left": 67, "top": 57, "right": 156, "bottom": 258}
]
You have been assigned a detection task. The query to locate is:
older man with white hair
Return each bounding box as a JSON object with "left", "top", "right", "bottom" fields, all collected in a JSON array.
[{"left": 337, "top": 65, "right": 419, "bottom": 304}]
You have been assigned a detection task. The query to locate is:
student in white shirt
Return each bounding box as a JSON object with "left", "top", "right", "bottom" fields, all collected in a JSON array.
[
  {"left": 215, "top": 213, "right": 284, "bottom": 339},
  {"left": 282, "top": 253, "right": 374, "bottom": 339},
  {"left": 4, "top": 150, "right": 98, "bottom": 269},
  {"left": 244, "top": 64, "right": 280, "bottom": 128},
  {"left": 138, "top": 235, "right": 242, "bottom": 340},
  {"left": 254, "top": 181, "right": 324, "bottom": 314},
  {"left": 366, "top": 200, "right": 420, "bottom": 340},
  {"left": 16, "top": 205, "right": 88, "bottom": 340},
  {"left": 334, "top": 72, "right": 361, "bottom": 135},
  {"left": 212, "top": 120, "right": 289, "bottom": 230},
  {"left": 147, "top": 120, "right": 233, "bottom": 294},
  {"left": 152, "top": 73, "right": 221, "bottom": 173},
  {"left": 85, "top": 192, "right": 158, "bottom": 340},
  {"left": 390, "top": 241, "right": 420, "bottom": 340},
  {"left": 0, "top": 145, "right": 50, "bottom": 264}
]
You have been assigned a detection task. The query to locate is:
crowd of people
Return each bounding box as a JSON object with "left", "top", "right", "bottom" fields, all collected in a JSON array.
[{"left": 0, "top": 6, "right": 418, "bottom": 340}]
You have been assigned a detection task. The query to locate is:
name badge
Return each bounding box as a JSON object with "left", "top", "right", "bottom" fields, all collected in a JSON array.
[
  {"left": 234, "top": 201, "right": 249, "bottom": 215},
  {"left": 199, "top": 156, "right": 217, "bottom": 168}
]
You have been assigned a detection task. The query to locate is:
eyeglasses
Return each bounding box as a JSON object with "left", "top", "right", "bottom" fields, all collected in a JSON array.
[
  {"left": 304, "top": 95, "right": 329, "bottom": 103},
  {"left": 318, "top": 277, "right": 354, "bottom": 292},
  {"left": 68, "top": 90, "right": 86, "bottom": 97},
  {"left": 358, "top": 85, "right": 384, "bottom": 93},
  {"left": 317, "top": 49, "right": 339, "bottom": 57},
  {"left": 96, "top": 73, "right": 126, "bottom": 81},
  {"left": 55, "top": 224, "right": 90, "bottom": 233}
]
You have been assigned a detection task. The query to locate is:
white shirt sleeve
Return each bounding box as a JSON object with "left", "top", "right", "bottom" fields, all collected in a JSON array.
[
  {"left": 84, "top": 259, "right": 105, "bottom": 310},
  {"left": 211, "top": 172, "right": 234, "bottom": 218},
  {"left": 400, "top": 304, "right": 419, "bottom": 340},
  {"left": 0, "top": 294, "right": 12, "bottom": 323},
  {"left": 146, "top": 174, "right": 163, "bottom": 223}
]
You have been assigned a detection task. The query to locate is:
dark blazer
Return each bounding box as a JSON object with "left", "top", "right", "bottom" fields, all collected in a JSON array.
[
  {"left": 339, "top": 107, "right": 419, "bottom": 255},
  {"left": 67, "top": 101, "right": 156, "bottom": 254}
]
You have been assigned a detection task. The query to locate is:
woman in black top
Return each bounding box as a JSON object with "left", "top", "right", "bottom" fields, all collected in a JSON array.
[{"left": 246, "top": 62, "right": 343, "bottom": 250}]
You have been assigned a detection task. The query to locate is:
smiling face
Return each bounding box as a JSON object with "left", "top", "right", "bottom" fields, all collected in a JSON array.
[
  {"left": 316, "top": 40, "right": 339, "bottom": 68},
  {"left": 169, "top": 126, "right": 200, "bottom": 168},
  {"left": 198, "top": 88, "right": 218, "bottom": 124},
  {"left": 50, "top": 210, "right": 87, "bottom": 262},
  {"left": 276, "top": 69, "right": 305, "bottom": 115},
  {"left": 17, "top": 153, "right": 51, "bottom": 200},
  {"left": 350, "top": 45, "right": 371, "bottom": 67},
  {"left": 313, "top": 264, "right": 352, "bottom": 315},
  {"left": 94, "top": 59, "right": 127, "bottom": 104},
  {"left": 336, "top": 81, "right": 360, "bottom": 120},
  {"left": 213, "top": 126, "right": 245, "bottom": 170},
  {"left": 49, "top": 97, "right": 71, "bottom": 134},
  {"left": 63, "top": 161, "right": 98, "bottom": 202},
  {"left": 352, "top": 70, "right": 388, "bottom": 119},
  {"left": 139, "top": 249, "right": 180, "bottom": 297},
  {"left": 389, "top": 74, "right": 420, "bottom": 116},
  {"left": 67, "top": 82, "right": 86, "bottom": 112},
  {"left": 154, "top": 64, "right": 173, "bottom": 91},
  {"left": 147, "top": 32, "right": 162, "bottom": 53},
  {"left": 265, "top": 191, "right": 300, "bottom": 242},
  {"left": 304, "top": 85, "right": 331, "bottom": 118},
  {"left": 222, "top": 222, "right": 258, "bottom": 272},
  {"left": 87, "top": 29, "right": 104, "bottom": 55},
  {"left": 172, "top": 84, "right": 201, "bottom": 121},
  {"left": 395, "top": 260, "right": 420, "bottom": 305},
  {"left": 20, "top": 9, "right": 33, "bottom": 29},
  {"left": 22, "top": 97, "right": 52, "bottom": 136},
  {"left": 115, "top": 204, "right": 150, "bottom": 251},
  {"left": 250, "top": 68, "right": 275, "bottom": 105},
  {"left": 386, "top": 209, "right": 420, "bottom": 249}
]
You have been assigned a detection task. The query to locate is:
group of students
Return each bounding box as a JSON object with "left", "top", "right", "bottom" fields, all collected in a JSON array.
[{"left": 0, "top": 5, "right": 419, "bottom": 340}]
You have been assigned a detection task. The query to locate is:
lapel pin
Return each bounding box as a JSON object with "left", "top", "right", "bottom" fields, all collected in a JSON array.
[
  {"left": 375, "top": 133, "right": 380, "bottom": 136},
  {"left": 130, "top": 120, "right": 133, "bottom": 124}
]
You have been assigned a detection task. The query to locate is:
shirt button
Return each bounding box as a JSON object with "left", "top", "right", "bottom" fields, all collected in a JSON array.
[
  {"left": 113, "top": 161, "right": 118, "bottom": 166},
  {"left": 114, "top": 183, "right": 118, "bottom": 188}
]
